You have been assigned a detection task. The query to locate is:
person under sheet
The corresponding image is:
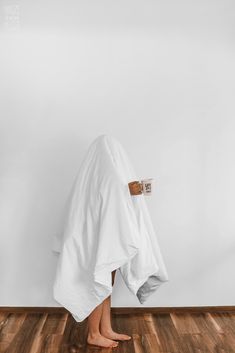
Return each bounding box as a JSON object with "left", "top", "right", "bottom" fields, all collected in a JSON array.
[{"left": 52, "top": 134, "right": 169, "bottom": 327}]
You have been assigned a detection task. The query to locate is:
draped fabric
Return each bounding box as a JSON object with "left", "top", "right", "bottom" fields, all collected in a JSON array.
[{"left": 52, "top": 134, "right": 169, "bottom": 322}]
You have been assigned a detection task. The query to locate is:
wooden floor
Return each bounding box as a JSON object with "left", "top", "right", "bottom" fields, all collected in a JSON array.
[{"left": 1, "top": 310, "right": 235, "bottom": 352}]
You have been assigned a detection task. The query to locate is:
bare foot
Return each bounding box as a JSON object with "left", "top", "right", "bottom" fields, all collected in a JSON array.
[
  {"left": 101, "top": 329, "right": 132, "bottom": 341},
  {"left": 87, "top": 333, "right": 119, "bottom": 348}
]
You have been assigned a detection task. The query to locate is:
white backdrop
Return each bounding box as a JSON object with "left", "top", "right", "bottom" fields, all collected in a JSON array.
[{"left": 0, "top": 0, "right": 235, "bottom": 308}]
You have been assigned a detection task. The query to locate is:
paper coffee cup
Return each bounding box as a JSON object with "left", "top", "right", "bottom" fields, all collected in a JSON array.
[{"left": 141, "top": 178, "right": 154, "bottom": 195}]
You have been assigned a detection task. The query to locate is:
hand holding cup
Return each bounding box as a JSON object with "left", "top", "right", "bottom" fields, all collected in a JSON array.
[
  {"left": 128, "top": 178, "right": 154, "bottom": 196},
  {"left": 128, "top": 181, "right": 143, "bottom": 195}
]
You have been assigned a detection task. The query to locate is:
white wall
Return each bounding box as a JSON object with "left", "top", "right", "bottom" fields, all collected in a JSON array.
[{"left": 0, "top": 0, "right": 235, "bottom": 308}]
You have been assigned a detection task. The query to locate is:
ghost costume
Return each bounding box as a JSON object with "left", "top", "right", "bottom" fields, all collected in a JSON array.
[{"left": 52, "top": 134, "right": 169, "bottom": 322}]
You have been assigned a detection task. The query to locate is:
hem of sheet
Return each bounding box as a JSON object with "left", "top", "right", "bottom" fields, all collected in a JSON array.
[
  {"left": 53, "top": 232, "right": 168, "bottom": 320},
  {"left": 127, "top": 271, "right": 169, "bottom": 302},
  {"left": 53, "top": 243, "right": 140, "bottom": 322},
  {"left": 121, "top": 258, "right": 169, "bottom": 301}
]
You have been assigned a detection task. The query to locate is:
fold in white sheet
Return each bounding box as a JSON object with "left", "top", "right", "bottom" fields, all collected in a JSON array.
[{"left": 52, "top": 134, "right": 169, "bottom": 322}]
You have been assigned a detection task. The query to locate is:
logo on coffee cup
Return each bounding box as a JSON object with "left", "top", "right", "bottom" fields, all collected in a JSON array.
[{"left": 141, "top": 178, "right": 154, "bottom": 195}]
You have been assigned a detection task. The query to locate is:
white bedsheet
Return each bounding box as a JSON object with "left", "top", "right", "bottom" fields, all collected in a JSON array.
[{"left": 52, "top": 134, "right": 169, "bottom": 322}]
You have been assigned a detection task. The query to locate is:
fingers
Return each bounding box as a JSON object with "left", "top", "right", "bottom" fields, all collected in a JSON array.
[
  {"left": 128, "top": 181, "right": 143, "bottom": 195},
  {"left": 128, "top": 181, "right": 139, "bottom": 185},
  {"left": 133, "top": 183, "right": 142, "bottom": 194}
]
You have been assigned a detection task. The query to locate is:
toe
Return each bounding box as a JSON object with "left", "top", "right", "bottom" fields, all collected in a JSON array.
[{"left": 112, "top": 342, "right": 119, "bottom": 347}]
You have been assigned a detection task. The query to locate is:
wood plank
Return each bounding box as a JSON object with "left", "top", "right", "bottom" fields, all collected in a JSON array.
[
  {"left": 132, "top": 334, "right": 145, "bottom": 353},
  {"left": 170, "top": 313, "right": 201, "bottom": 334},
  {"left": 0, "top": 333, "right": 15, "bottom": 353},
  {"left": 0, "top": 313, "right": 11, "bottom": 333},
  {"left": 177, "top": 333, "right": 210, "bottom": 353},
  {"left": 58, "top": 314, "right": 87, "bottom": 353},
  {"left": 142, "top": 333, "right": 161, "bottom": 352},
  {"left": 189, "top": 313, "right": 226, "bottom": 352},
  {"left": 208, "top": 313, "right": 235, "bottom": 334},
  {"left": 5, "top": 313, "right": 44, "bottom": 353},
  {"left": 112, "top": 313, "right": 140, "bottom": 335},
  {"left": 216, "top": 332, "right": 235, "bottom": 353},
  {"left": 0, "top": 313, "right": 27, "bottom": 352},
  {"left": 153, "top": 313, "right": 181, "bottom": 352},
  {"left": 28, "top": 314, "right": 48, "bottom": 353},
  {"left": 40, "top": 313, "right": 68, "bottom": 335}
]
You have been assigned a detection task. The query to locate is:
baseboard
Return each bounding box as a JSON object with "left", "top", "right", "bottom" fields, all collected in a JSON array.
[{"left": 1, "top": 306, "right": 235, "bottom": 314}]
